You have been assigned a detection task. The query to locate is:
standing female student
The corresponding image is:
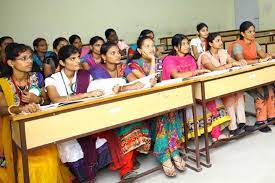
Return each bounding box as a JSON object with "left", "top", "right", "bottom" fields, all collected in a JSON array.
[
  {"left": 90, "top": 42, "right": 151, "bottom": 180},
  {"left": 81, "top": 36, "right": 105, "bottom": 70},
  {"left": 0, "top": 43, "right": 72, "bottom": 183},
  {"left": 45, "top": 45, "right": 113, "bottom": 182},
  {"left": 162, "top": 34, "right": 231, "bottom": 142},
  {"left": 190, "top": 23, "right": 209, "bottom": 60},
  {"left": 228, "top": 21, "right": 275, "bottom": 132},
  {"left": 198, "top": 32, "right": 255, "bottom": 136}
]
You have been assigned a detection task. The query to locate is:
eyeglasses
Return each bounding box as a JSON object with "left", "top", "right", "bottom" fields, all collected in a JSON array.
[{"left": 15, "top": 56, "right": 33, "bottom": 62}]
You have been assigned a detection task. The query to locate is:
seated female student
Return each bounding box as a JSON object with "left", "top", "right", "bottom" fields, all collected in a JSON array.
[
  {"left": 129, "top": 36, "right": 187, "bottom": 177},
  {"left": 129, "top": 36, "right": 163, "bottom": 78},
  {"left": 0, "top": 43, "right": 73, "bottom": 183},
  {"left": 129, "top": 29, "right": 162, "bottom": 60},
  {"left": 52, "top": 37, "right": 69, "bottom": 73},
  {"left": 0, "top": 36, "right": 14, "bottom": 64},
  {"left": 198, "top": 32, "right": 255, "bottom": 136},
  {"left": 32, "top": 38, "right": 58, "bottom": 77},
  {"left": 162, "top": 34, "right": 231, "bottom": 142},
  {"left": 45, "top": 45, "right": 114, "bottom": 182},
  {"left": 228, "top": 21, "right": 275, "bottom": 132},
  {"left": 190, "top": 23, "right": 209, "bottom": 60},
  {"left": 90, "top": 42, "right": 151, "bottom": 180},
  {"left": 81, "top": 36, "right": 105, "bottom": 70},
  {"left": 105, "top": 28, "right": 130, "bottom": 57},
  {"left": 53, "top": 37, "right": 69, "bottom": 55},
  {"left": 69, "top": 34, "right": 90, "bottom": 59}
]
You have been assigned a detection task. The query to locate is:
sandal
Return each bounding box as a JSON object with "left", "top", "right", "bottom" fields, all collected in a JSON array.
[
  {"left": 121, "top": 171, "right": 138, "bottom": 180},
  {"left": 212, "top": 134, "right": 229, "bottom": 142},
  {"left": 162, "top": 159, "right": 177, "bottom": 177},
  {"left": 172, "top": 156, "right": 186, "bottom": 171}
]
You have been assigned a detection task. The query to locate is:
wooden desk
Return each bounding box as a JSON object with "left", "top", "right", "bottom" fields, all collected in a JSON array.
[
  {"left": 193, "top": 61, "right": 275, "bottom": 167},
  {"left": 11, "top": 79, "right": 202, "bottom": 183}
]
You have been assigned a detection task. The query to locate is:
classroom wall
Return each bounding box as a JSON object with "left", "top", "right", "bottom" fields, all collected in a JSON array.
[
  {"left": 0, "top": 0, "right": 235, "bottom": 47},
  {"left": 258, "top": 0, "right": 275, "bottom": 30}
]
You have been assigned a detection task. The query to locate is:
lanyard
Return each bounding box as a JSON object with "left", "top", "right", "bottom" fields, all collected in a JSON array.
[{"left": 60, "top": 72, "right": 77, "bottom": 95}]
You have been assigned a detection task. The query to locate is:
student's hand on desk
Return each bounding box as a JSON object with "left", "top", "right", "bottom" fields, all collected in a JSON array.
[
  {"left": 131, "top": 81, "right": 145, "bottom": 90},
  {"left": 232, "top": 61, "right": 242, "bottom": 67},
  {"left": 196, "top": 69, "right": 211, "bottom": 75},
  {"left": 112, "top": 85, "right": 120, "bottom": 94},
  {"left": 239, "top": 59, "right": 247, "bottom": 66},
  {"left": 149, "top": 77, "right": 157, "bottom": 87},
  {"left": 19, "top": 103, "right": 40, "bottom": 113},
  {"left": 266, "top": 54, "right": 273, "bottom": 61},
  {"left": 259, "top": 56, "right": 272, "bottom": 63},
  {"left": 87, "top": 89, "right": 104, "bottom": 97}
]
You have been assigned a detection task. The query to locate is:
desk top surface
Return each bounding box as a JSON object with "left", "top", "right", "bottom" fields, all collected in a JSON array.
[{"left": 12, "top": 77, "right": 197, "bottom": 122}]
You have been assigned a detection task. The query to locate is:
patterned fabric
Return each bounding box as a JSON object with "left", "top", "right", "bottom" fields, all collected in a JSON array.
[
  {"left": 151, "top": 112, "right": 184, "bottom": 163},
  {"left": 161, "top": 54, "right": 230, "bottom": 140},
  {"left": 0, "top": 77, "right": 73, "bottom": 183},
  {"left": 90, "top": 64, "right": 151, "bottom": 155},
  {"left": 185, "top": 99, "right": 231, "bottom": 138},
  {"left": 129, "top": 58, "right": 163, "bottom": 76},
  {"left": 0, "top": 72, "right": 43, "bottom": 106}
]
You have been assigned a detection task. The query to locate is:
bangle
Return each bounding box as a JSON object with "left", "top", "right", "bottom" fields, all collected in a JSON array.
[
  {"left": 150, "top": 65, "right": 156, "bottom": 71},
  {"left": 40, "top": 97, "right": 45, "bottom": 105},
  {"left": 8, "top": 105, "right": 17, "bottom": 115},
  {"left": 258, "top": 58, "right": 263, "bottom": 63}
]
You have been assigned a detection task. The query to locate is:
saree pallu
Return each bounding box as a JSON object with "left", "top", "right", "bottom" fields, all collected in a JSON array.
[
  {"left": 249, "top": 86, "right": 275, "bottom": 122},
  {"left": 117, "top": 122, "right": 151, "bottom": 155},
  {"left": 151, "top": 112, "right": 184, "bottom": 163},
  {"left": 185, "top": 99, "right": 231, "bottom": 139}
]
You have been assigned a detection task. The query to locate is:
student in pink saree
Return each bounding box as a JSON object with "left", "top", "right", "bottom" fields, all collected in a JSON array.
[
  {"left": 198, "top": 32, "right": 256, "bottom": 136},
  {"left": 163, "top": 34, "right": 231, "bottom": 142}
]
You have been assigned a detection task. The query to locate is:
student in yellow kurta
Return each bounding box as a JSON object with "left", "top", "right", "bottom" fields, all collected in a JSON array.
[{"left": 0, "top": 43, "right": 73, "bottom": 183}]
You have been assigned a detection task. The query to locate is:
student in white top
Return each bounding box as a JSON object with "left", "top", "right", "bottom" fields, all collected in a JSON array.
[
  {"left": 190, "top": 23, "right": 209, "bottom": 60},
  {"left": 45, "top": 45, "right": 104, "bottom": 182}
]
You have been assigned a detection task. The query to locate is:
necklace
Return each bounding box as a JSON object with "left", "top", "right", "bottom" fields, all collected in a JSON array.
[{"left": 11, "top": 75, "right": 30, "bottom": 105}]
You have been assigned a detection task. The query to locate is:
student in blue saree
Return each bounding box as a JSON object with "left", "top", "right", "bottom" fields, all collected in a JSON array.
[
  {"left": 32, "top": 38, "right": 58, "bottom": 77},
  {"left": 129, "top": 36, "right": 188, "bottom": 177},
  {"left": 90, "top": 42, "right": 151, "bottom": 180}
]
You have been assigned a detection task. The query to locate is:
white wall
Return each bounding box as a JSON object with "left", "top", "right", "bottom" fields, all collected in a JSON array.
[
  {"left": 0, "top": 0, "right": 236, "bottom": 47},
  {"left": 258, "top": 0, "right": 275, "bottom": 30}
]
